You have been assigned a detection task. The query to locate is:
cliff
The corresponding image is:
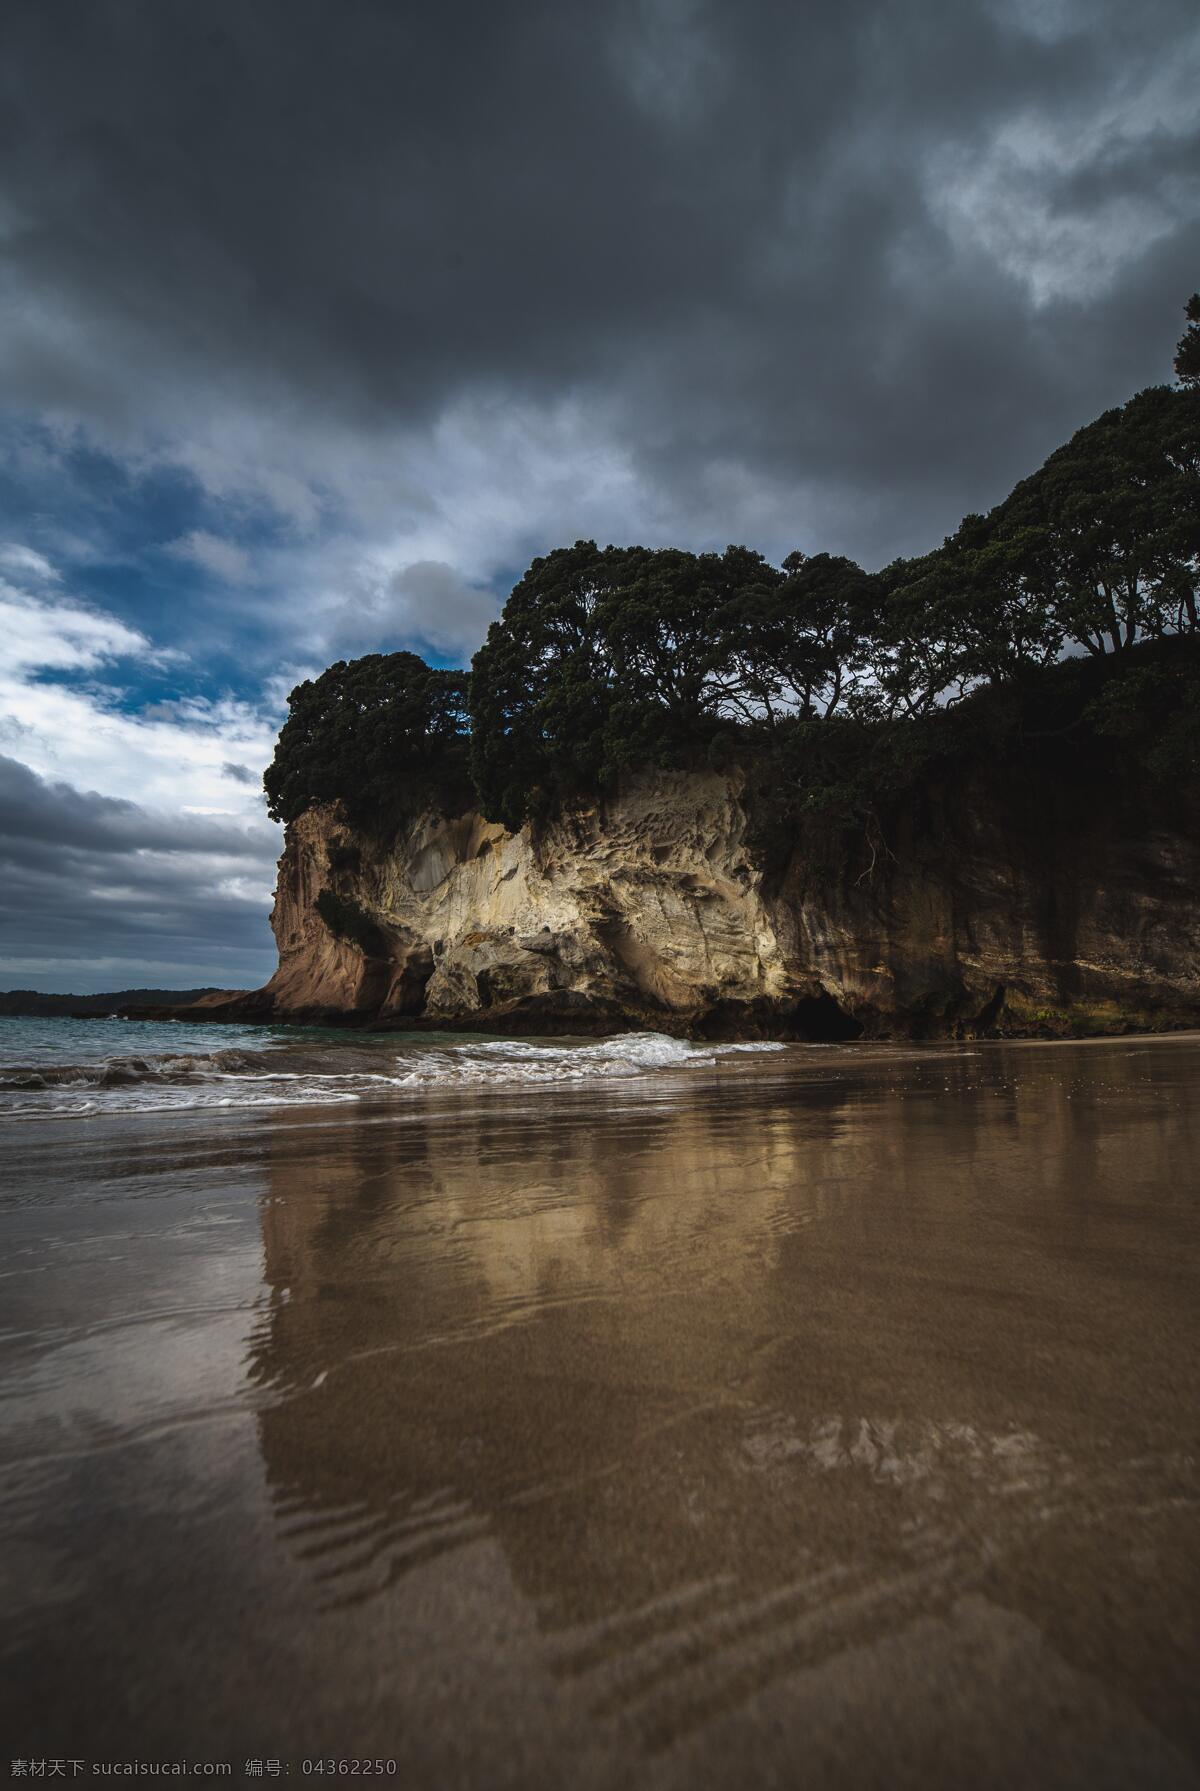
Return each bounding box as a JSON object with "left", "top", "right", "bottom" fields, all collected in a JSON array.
[{"left": 195, "top": 744, "right": 1200, "bottom": 1040}]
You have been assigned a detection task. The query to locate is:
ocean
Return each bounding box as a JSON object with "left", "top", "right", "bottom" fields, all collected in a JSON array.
[
  {"left": 0, "top": 1014, "right": 788, "bottom": 1117},
  {"left": 1, "top": 1018, "right": 1198, "bottom": 1785}
]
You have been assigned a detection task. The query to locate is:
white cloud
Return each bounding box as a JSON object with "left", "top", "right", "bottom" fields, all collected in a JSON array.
[
  {"left": 0, "top": 549, "right": 281, "bottom": 853},
  {"left": 926, "top": 38, "right": 1200, "bottom": 306},
  {"left": 183, "top": 390, "right": 672, "bottom": 670},
  {"left": 931, "top": 163, "right": 1188, "bottom": 307},
  {"left": 0, "top": 670, "right": 281, "bottom": 820},
  {"left": 169, "top": 431, "right": 329, "bottom": 534},
  {"left": 985, "top": 0, "right": 1088, "bottom": 45},
  {"left": 0, "top": 585, "right": 156, "bottom": 674},
  {"left": 167, "top": 528, "right": 255, "bottom": 585},
  {"left": 0, "top": 542, "right": 60, "bottom": 582},
  {"left": 0, "top": 553, "right": 284, "bottom": 990},
  {"left": 327, "top": 559, "right": 500, "bottom": 660},
  {"left": 619, "top": 0, "right": 725, "bottom": 127}
]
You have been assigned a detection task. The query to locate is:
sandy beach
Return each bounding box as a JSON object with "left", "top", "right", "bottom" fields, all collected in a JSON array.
[{"left": 2, "top": 1031, "right": 1198, "bottom": 1786}]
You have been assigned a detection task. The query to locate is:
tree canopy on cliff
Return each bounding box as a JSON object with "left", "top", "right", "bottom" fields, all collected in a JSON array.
[
  {"left": 730, "top": 552, "right": 879, "bottom": 724},
  {"left": 874, "top": 383, "right": 1200, "bottom": 712},
  {"left": 264, "top": 651, "right": 471, "bottom": 826},
  {"left": 265, "top": 308, "right": 1199, "bottom": 840},
  {"left": 1175, "top": 293, "right": 1200, "bottom": 388},
  {"left": 946, "top": 385, "right": 1197, "bottom": 655},
  {"left": 470, "top": 541, "right": 796, "bottom": 826},
  {"left": 469, "top": 542, "right": 636, "bottom": 829}
]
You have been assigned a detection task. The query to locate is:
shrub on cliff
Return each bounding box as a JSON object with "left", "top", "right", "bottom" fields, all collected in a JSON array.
[
  {"left": 726, "top": 552, "right": 879, "bottom": 725},
  {"left": 466, "top": 373, "right": 1197, "bottom": 832},
  {"left": 1086, "top": 634, "right": 1200, "bottom": 781},
  {"left": 264, "top": 651, "right": 472, "bottom": 827},
  {"left": 599, "top": 544, "right": 784, "bottom": 760},
  {"left": 744, "top": 634, "right": 1200, "bottom": 879}
]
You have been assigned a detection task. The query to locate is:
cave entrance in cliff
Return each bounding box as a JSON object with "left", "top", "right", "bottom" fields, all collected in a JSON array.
[{"left": 792, "top": 993, "right": 863, "bottom": 1041}]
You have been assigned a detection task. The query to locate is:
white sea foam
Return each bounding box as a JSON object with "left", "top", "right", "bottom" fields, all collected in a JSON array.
[
  {"left": 0, "top": 1029, "right": 788, "bottom": 1119},
  {"left": 387, "top": 1034, "right": 786, "bottom": 1088}
]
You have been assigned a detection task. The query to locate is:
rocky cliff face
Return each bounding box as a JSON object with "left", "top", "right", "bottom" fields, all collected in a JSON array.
[
  {"left": 260, "top": 770, "right": 801, "bottom": 1032},
  {"left": 220, "top": 756, "right": 1200, "bottom": 1039}
]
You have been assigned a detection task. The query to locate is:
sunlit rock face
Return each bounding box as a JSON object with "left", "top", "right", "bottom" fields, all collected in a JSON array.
[
  {"left": 246, "top": 760, "right": 1200, "bottom": 1038},
  {"left": 263, "top": 770, "right": 800, "bottom": 1032}
]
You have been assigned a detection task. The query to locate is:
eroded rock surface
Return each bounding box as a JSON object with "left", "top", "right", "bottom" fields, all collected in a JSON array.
[
  {"left": 201, "top": 759, "right": 1200, "bottom": 1038},
  {"left": 262, "top": 770, "right": 802, "bottom": 1032}
]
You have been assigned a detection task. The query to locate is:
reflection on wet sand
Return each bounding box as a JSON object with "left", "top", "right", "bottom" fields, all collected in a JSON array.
[
  {"left": 246, "top": 1043, "right": 1200, "bottom": 1775},
  {"left": 0, "top": 1039, "right": 1197, "bottom": 1786}
]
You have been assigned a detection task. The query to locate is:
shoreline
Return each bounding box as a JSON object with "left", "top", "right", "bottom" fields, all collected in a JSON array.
[{"left": 104, "top": 994, "right": 1200, "bottom": 1047}]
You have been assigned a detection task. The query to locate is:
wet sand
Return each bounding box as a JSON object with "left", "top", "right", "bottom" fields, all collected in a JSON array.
[{"left": 2, "top": 1036, "right": 1198, "bottom": 1787}]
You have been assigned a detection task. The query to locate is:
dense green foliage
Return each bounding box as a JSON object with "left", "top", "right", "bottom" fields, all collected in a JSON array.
[
  {"left": 0, "top": 988, "right": 219, "bottom": 1016},
  {"left": 265, "top": 317, "right": 1199, "bottom": 864},
  {"left": 468, "top": 541, "right": 790, "bottom": 826},
  {"left": 868, "top": 384, "right": 1199, "bottom": 715},
  {"left": 1086, "top": 634, "right": 1200, "bottom": 780},
  {"left": 264, "top": 651, "right": 471, "bottom": 826},
  {"left": 744, "top": 634, "right": 1200, "bottom": 874},
  {"left": 1176, "top": 293, "right": 1200, "bottom": 388},
  {"left": 468, "top": 541, "right": 638, "bottom": 828},
  {"left": 467, "top": 383, "right": 1197, "bottom": 830}
]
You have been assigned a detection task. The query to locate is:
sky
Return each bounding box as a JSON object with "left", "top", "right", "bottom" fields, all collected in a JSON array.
[{"left": 1, "top": 0, "right": 1197, "bottom": 993}]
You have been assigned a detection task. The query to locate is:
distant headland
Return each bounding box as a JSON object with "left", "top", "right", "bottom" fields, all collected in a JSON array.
[{"left": 0, "top": 989, "right": 220, "bottom": 1020}]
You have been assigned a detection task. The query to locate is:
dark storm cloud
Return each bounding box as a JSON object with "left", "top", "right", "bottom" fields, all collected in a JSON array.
[
  {"left": 1, "top": 0, "right": 1196, "bottom": 567},
  {"left": 0, "top": 853, "right": 271, "bottom": 967},
  {"left": 0, "top": 757, "right": 278, "bottom": 990},
  {"left": 0, "top": 755, "right": 270, "bottom": 858}
]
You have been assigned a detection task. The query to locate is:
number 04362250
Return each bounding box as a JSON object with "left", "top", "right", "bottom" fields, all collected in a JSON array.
[{"left": 301, "top": 1763, "right": 398, "bottom": 1776}]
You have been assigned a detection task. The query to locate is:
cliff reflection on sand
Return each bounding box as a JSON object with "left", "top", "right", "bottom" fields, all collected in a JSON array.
[
  {"left": 244, "top": 1041, "right": 1200, "bottom": 1774},
  {"left": 2, "top": 1039, "right": 1197, "bottom": 1783}
]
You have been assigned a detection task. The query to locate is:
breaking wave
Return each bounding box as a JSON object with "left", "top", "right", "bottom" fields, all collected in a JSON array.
[{"left": 0, "top": 1026, "right": 787, "bottom": 1119}]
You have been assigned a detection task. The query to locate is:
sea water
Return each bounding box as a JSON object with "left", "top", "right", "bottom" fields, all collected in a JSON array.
[{"left": 0, "top": 1013, "right": 786, "bottom": 1118}]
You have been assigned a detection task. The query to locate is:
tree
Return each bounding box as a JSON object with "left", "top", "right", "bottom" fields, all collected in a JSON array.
[
  {"left": 263, "top": 651, "right": 471, "bottom": 826},
  {"left": 1175, "top": 292, "right": 1200, "bottom": 388},
  {"left": 922, "top": 386, "right": 1199, "bottom": 661},
  {"left": 1087, "top": 636, "right": 1200, "bottom": 781},
  {"left": 263, "top": 334, "right": 1200, "bottom": 848},
  {"left": 470, "top": 543, "right": 792, "bottom": 818},
  {"left": 726, "top": 552, "right": 877, "bottom": 723},
  {"left": 469, "top": 541, "right": 640, "bottom": 828},
  {"left": 878, "top": 522, "right": 1063, "bottom": 716},
  {"left": 600, "top": 545, "right": 783, "bottom": 758}
]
